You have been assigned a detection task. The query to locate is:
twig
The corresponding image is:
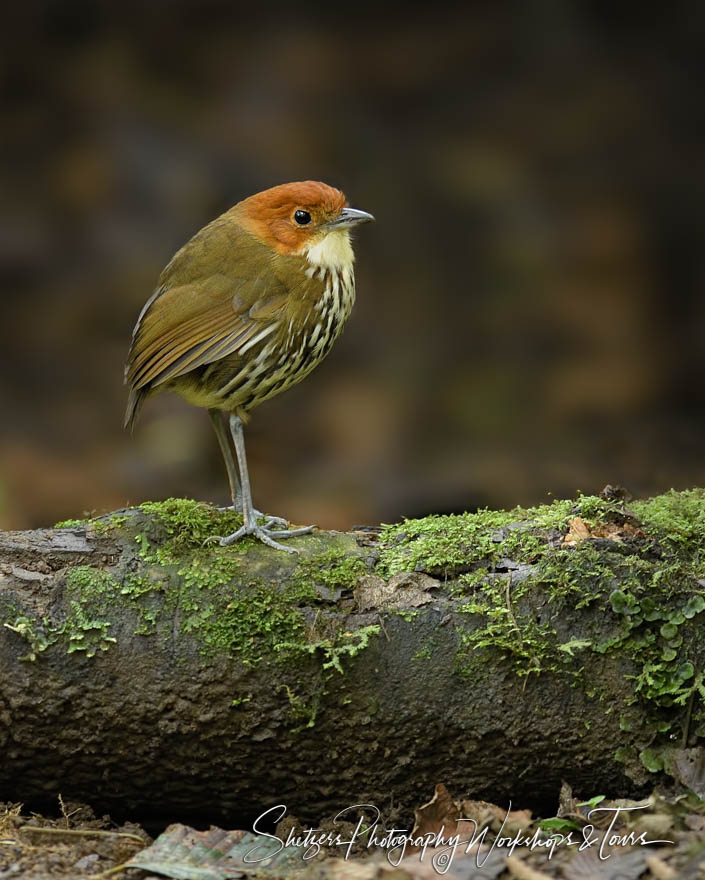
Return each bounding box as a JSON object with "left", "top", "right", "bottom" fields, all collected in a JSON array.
[
  {"left": 377, "top": 613, "right": 391, "bottom": 641},
  {"left": 682, "top": 687, "right": 695, "bottom": 747},
  {"left": 92, "top": 864, "right": 131, "bottom": 879},
  {"left": 21, "top": 826, "right": 145, "bottom": 844}
]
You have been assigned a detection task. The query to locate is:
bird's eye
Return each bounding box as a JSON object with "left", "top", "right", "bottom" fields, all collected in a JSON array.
[{"left": 293, "top": 209, "right": 312, "bottom": 226}]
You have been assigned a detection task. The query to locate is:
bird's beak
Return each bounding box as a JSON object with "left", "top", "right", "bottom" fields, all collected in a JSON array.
[{"left": 326, "top": 207, "right": 375, "bottom": 229}]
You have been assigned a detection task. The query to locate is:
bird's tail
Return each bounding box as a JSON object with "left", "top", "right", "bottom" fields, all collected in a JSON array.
[{"left": 123, "top": 389, "right": 145, "bottom": 432}]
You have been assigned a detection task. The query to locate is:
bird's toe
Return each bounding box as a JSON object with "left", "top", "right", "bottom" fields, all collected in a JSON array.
[{"left": 205, "top": 521, "right": 314, "bottom": 553}]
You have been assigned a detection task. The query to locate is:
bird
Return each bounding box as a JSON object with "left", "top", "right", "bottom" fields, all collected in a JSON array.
[{"left": 124, "top": 180, "right": 374, "bottom": 552}]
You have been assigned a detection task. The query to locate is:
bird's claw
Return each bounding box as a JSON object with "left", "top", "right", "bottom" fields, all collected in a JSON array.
[{"left": 210, "top": 521, "right": 314, "bottom": 553}]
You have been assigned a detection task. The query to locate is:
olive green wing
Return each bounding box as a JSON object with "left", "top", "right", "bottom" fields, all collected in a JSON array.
[{"left": 124, "top": 266, "right": 288, "bottom": 428}]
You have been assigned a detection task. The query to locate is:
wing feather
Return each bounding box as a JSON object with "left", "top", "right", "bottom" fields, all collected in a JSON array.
[
  {"left": 125, "top": 273, "right": 288, "bottom": 394},
  {"left": 124, "top": 223, "right": 299, "bottom": 429}
]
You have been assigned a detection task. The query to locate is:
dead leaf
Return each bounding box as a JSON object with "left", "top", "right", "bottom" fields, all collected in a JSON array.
[
  {"left": 561, "top": 517, "right": 644, "bottom": 547},
  {"left": 646, "top": 854, "right": 677, "bottom": 880},
  {"left": 354, "top": 573, "right": 438, "bottom": 611},
  {"left": 505, "top": 854, "right": 552, "bottom": 879},
  {"left": 460, "top": 800, "right": 532, "bottom": 835},
  {"left": 684, "top": 813, "right": 705, "bottom": 831},
  {"left": 434, "top": 847, "right": 507, "bottom": 879},
  {"left": 591, "top": 522, "right": 644, "bottom": 540},
  {"left": 411, "top": 784, "right": 461, "bottom": 840},
  {"left": 322, "top": 857, "right": 393, "bottom": 879},
  {"left": 457, "top": 801, "right": 497, "bottom": 833},
  {"left": 563, "top": 845, "right": 647, "bottom": 880},
  {"left": 564, "top": 518, "right": 591, "bottom": 544},
  {"left": 557, "top": 782, "right": 577, "bottom": 818},
  {"left": 671, "top": 747, "right": 705, "bottom": 798},
  {"left": 125, "top": 823, "right": 305, "bottom": 879}
]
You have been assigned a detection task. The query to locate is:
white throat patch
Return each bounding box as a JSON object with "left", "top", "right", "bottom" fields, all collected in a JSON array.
[{"left": 302, "top": 229, "right": 355, "bottom": 271}]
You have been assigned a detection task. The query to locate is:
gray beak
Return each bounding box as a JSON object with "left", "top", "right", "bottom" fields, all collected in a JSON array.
[{"left": 327, "top": 207, "right": 375, "bottom": 229}]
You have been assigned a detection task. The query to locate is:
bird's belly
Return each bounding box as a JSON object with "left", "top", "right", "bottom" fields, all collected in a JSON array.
[
  {"left": 218, "top": 320, "right": 342, "bottom": 411},
  {"left": 180, "top": 273, "right": 355, "bottom": 414}
]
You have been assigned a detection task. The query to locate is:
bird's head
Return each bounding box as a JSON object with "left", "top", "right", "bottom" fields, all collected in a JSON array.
[{"left": 236, "top": 181, "right": 374, "bottom": 270}]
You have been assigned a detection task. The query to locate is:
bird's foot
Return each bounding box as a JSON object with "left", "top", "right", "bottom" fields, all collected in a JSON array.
[
  {"left": 216, "top": 506, "right": 289, "bottom": 529},
  {"left": 254, "top": 510, "right": 290, "bottom": 529},
  {"left": 206, "top": 520, "right": 315, "bottom": 553}
]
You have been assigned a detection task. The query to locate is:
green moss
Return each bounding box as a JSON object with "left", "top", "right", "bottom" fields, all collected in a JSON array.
[
  {"left": 275, "top": 625, "right": 381, "bottom": 675},
  {"left": 396, "top": 609, "right": 419, "bottom": 622},
  {"left": 54, "top": 518, "right": 86, "bottom": 529},
  {"left": 181, "top": 578, "right": 315, "bottom": 664},
  {"left": 379, "top": 490, "right": 705, "bottom": 752},
  {"left": 291, "top": 549, "right": 367, "bottom": 598},
  {"left": 64, "top": 565, "right": 120, "bottom": 598},
  {"left": 455, "top": 575, "right": 557, "bottom": 678},
  {"left": 633, "top": 489, "right": 705, "bottom": 556},
  {"left": 125, "top": 500, "right": 316, "bottom": 663},
  {"left": 49, "top": 500, "right": 374, "bottom": 671},
  {"left": 138, "top": 497, "right": 244, "bottom": 551},
  {"left": 275, "top": 624, "right": 382, "bottom": 731},
  {"left": 91, "top": 515, "right": 129, "bottom": 535},
  {"left": 54, "top": 513, "right": 129, "bottom": 534},
  {"left": 55, "top": 566, "right": 119, "bottom": 657},
  {"left": 377, "top": 493, "right": 621, "bottom": 577},
  {"left": 282, "top": 683, "right": 321, "bottom": 731},
  {"left": 3, "top": 616, "right": 53, "bottom": 662},
  {"left": 3, "top": 567, "right": 120, "bottom": 660}
]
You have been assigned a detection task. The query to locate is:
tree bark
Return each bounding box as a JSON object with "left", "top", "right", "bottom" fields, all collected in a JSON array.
[{"left": 0, "top": 496, "right": 702, "bottom": 825}]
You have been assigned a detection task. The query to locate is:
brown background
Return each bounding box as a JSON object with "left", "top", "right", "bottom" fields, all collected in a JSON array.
[{"left": 2, "top": 2, "right": 705, "bottom": 531}]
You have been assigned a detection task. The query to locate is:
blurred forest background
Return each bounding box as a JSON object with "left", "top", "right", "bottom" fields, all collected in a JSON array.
[{"left": 1, "top": 2, "right": 705, "bottom": 531}]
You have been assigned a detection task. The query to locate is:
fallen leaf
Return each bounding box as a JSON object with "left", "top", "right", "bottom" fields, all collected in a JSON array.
[
  {"left": 563, "top": 845, "right": 647, "bottom": 880},
  {"left": 564, "top": 518, "right": 591, "bottom": 544},
  {"left": 505, "top": 854, "right": 552, "bottom": 879},
  {"left": 411, "top": 784, "right": 461, "bottom": 840},
  {"left": 125, "top": 823, "right": 305, "bottom": 879},
  {"left": 354, "top": 573, "right": 438, "bottom": 611},
  {"left": 557, "top": 781, "right": 577, "bottom": 818},
  {"left": 645, "top": 854, "right": 677, "bottom": 880},
  {"left": 562, "top": 517, "right": 644, "bottom": 547},
  {"left": 684, "top": 813, "right": 705, "bottom": 831},
  {"left": 460, "top": 801, "right": 532, "bottom": 835},
  {"left": 671, "top": 747, "right": 705, "bottom": 798}
]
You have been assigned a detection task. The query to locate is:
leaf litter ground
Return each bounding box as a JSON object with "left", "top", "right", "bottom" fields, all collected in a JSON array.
[{"left": 2, "top": 784, "right": 705, "bottom": 880}]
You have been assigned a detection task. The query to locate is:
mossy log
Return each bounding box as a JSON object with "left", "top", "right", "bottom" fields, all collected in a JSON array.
[{"left": 1, "top": 491, "right": 705, "bottom": 824}]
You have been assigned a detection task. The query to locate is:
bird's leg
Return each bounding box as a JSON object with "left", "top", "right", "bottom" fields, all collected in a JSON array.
[
  {"left": 208, "top": 409, "right": 288, "bottom": 527},
  {"left": 208, "top": 409, "right": 242, "bottom": 510},
  {"left": 214, "top": 414, "right": 314, "bottom": 553}
]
